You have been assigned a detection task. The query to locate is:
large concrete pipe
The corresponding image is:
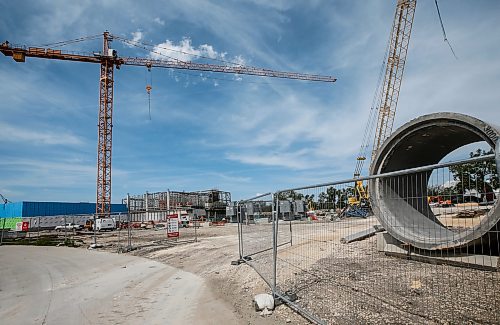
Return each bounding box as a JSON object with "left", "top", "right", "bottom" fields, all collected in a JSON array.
[{"left": 370, "top": 112, "right": 500, "bottom": 250}]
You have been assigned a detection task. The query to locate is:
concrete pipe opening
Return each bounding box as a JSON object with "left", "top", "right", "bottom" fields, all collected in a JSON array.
[{"left": 369, "top": 112, "right": 500, "bottom": 250}]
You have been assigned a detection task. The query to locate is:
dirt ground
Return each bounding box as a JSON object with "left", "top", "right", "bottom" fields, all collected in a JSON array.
[
  {"left": 72, "top": 224, "right": 298, "bottom": 324},
  {"left": 0, "top": 246, "right": 242, "bottom": 325},
  {"left": 22, "top": 216, "right": 500, "bottom": 324}
]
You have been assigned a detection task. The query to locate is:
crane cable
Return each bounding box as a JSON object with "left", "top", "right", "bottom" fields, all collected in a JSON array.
[
  {"left": 146, "top": 66, "right": 153, "bottom": 120},
  {"left": 34, "top": 34, "right": 102, "bottom": 48},
  {"left": 113, "top": 34, "right": 246, "bottom": 67},
  {"left": 354, "top": 34, "right": 392, "bottom": 178},
  {"left": 434, "top": 0, "right": 458, "bottom": 60},
  {"left": 355, "top": 1, "right": 457, "bottom": 177},
  {"left": 117, "top": 36, "right": 319, "bottom": 87}
]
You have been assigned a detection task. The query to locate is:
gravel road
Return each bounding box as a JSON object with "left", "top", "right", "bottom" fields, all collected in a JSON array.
[{"left": 0, "top": 246, "right": 240, "bottom": 325}]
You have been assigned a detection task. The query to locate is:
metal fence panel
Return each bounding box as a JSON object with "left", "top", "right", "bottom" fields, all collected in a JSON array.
[
  {"left": 236, "top": 193, "right": 290, "bottom": 287},
  {"left": 272, "top": 157, "right": 499, "bottom": 324}
]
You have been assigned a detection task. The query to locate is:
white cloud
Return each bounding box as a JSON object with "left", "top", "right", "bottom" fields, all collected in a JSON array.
[
  {"left": 127, "top": 30, "right": 143, "bottom": 46},
  {"left": 0, "top": 158, "right": 96, "bottom": 201},
  {"left": 153, "top": 17, "right": 165, "bottom": 25},
  {"left": 1, "top": 0, "right": 499, "bottom": 201},
  {"left": 231, "top": 55, "right": 246, "bottom": 66},
  {"left": 150, "top": 37, "right": 246, "bottom": 65},
  {"left": 226, "top": 151, "right": 312, "bottom": 170},
  {"left": 0, "top": 122, "right": 83, "bottom": 146},
  {"left": 150, "top": 37, "right": 210, "bottom": 61}
]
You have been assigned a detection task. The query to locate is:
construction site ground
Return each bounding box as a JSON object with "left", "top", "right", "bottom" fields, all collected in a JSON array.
[
  {"left": 0, "top": 245, "right": 241, "bottom": 325},
  {"left": 63, "top": 223, "right": 307, "bottom": 324},
  {"left": 3, "top": 214, "right": 498, "bottom": 324}
]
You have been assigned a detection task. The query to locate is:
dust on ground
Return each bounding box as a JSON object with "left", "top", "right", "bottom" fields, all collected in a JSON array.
[
  {"left": 73, "top": 224, "right": 296, "bottom": 324},
  {"left": 39, "top": 215, "right": 500, "bottom": 324}
]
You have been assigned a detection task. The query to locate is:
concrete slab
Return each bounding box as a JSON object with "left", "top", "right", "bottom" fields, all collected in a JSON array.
[{"left": 377, "top": 232, "right": 499, "bottom": 271}]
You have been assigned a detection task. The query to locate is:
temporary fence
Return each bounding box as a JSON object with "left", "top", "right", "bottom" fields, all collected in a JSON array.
[
  {"left": 0, "top": 213, "right": 100, "bottom": 246},
  {"left": 119, "top": 209, "right": 200, "bottom": 253},
  {"left": 237, "top": 154, "right": 499, "bottom": 324},
  {"left": 236, "top": 193, "right": 277, "bottom": 287},
  {"left": 0, "top": 210, "right": 201, "bottom": 253}
]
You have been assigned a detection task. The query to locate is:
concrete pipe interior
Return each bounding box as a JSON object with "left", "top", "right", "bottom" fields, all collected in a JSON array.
[{"left": 369, "top": 112, "right": 500, "bottom": 250}]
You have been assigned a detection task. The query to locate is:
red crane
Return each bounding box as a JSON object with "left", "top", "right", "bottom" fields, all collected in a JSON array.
[{"left": 1, "top": 32, "right": 336, "bottom": 217}]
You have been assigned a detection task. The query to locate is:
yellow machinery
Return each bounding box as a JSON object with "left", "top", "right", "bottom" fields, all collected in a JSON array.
[{"left": 348, "top": 181, "right": 369, "bottom": 206}]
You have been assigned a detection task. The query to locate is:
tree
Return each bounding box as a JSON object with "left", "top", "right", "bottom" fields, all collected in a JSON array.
[
  {"left": 326, "top": 187, "right": 337, "bottom": 209},
  {"left": 277, "top": 190, "right": 304, "bottom": 201},
  {"left": 318, "top": 192, "right": 327, "bottom": 209},
  {"left": 449, "top": 148, "right": 498, "bottom": 201},
  {"left": 318, "top": 187, "right": 338, "bottom": 210}
]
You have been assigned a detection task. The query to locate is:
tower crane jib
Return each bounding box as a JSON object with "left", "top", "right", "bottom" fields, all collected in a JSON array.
[{"left": 0, "top": 33, "right": 336, "bottom": 217}]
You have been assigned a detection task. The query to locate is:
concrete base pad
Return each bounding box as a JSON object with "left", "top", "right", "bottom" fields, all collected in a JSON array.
[{"left": 376, "top": 232, "right": 499, "bottom": 271}]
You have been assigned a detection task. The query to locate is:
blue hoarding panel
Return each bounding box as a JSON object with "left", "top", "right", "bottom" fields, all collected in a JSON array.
[
  {"left": 0, "top": 202, "right": 23, "bottom": 218},
  {"left": 0, "top": 202, "right": 127, "bottom": 218}
]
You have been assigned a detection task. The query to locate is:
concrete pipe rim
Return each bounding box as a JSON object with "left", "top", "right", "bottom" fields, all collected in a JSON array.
[{"left": 369, "top": 112, "right": 500, "bottom": 250}]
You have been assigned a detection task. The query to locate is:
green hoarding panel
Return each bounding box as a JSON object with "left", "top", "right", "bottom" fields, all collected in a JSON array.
[{"left": 0, "top": 217, "right": 22, "bottom": 230}]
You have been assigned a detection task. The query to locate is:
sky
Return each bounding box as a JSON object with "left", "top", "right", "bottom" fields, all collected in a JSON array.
[{"left": 0, "top": 0, "right": 499, "bottom": 203}]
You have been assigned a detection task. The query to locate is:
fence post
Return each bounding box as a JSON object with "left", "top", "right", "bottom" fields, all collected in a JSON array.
[
  {"left": 496, "top": 138, "right": 500, "bottom": 177},
  {"left": 127, "top": 193, "right": 132, "bottom": 250},
  {"left": 0, "top": 218, "right": 5, "bottom": 245},
  {"left": 117, "top": 213, "right": 121, "bottom": 251},
  {"left": 237, "top": 201, "right": 243, "bottom": 259},
  {"left": 194, "top": 216, "right": 198, "bottom": 242},
  {"left": 93, "top": 214, "right": 97, "bottom": 246},
  {"left": 64, "top": 215, "right": 67, "bottom": 243},
  {"left": 272, "top": 192, "right": 279, "bottom": 297}
]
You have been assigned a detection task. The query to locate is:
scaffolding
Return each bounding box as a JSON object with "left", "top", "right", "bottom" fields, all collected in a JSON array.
[{"left": 124, "top": 189, "right": 231, "bottom": 221}]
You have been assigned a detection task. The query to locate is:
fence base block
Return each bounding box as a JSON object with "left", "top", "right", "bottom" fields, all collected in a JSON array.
[{"left": 378, "top": 232, "right": 500, "bottom": 271}]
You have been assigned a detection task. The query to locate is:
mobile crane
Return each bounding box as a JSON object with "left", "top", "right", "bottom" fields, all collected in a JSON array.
[
  {"left": 1, "top": 32, "right": 336, "bottom": 217},
  {"left": 344, "top": 0, "right": 417, "bottom": 218}
]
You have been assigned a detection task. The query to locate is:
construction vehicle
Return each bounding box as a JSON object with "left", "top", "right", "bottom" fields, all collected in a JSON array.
[
  {"left": 343, "top": 0, "right": 417, "bottom": 218},
  {"left": 1, "top": 33, "right": 336, "bottom": 219},
  {"left": 347, "top": 181, "right": 369, "bottom": 206},
  {"left": 339, "top": 181, "right": 371, "bottom": 218},
  {"left": 84, "top": 219, "right": 96, "bottom": 231}
]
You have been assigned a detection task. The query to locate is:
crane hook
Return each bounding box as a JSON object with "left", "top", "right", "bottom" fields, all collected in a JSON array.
[{"left": 145, "top": 65, "right": 152, "bottom": 120}]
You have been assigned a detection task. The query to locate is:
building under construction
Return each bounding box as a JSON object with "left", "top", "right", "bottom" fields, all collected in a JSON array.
[{"left": 124, "top": 189, "right": 231, "bottom": 222}]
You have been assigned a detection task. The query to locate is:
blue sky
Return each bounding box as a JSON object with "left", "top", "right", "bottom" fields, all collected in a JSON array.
[{"left": 1, "top": 0, "right": 499, "bottom": 203}]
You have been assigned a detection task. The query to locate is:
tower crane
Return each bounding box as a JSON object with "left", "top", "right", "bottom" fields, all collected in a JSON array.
[
  {"left": 1, "top": 32, "right": 336, "bottom": 217},
  {"left": 345, "top": 0, "right": 416, "bottom": 217}
]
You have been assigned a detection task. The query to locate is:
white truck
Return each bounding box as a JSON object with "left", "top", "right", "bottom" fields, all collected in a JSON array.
[{"left": 94, "top": 218, "right": 116, "bottom": 231}]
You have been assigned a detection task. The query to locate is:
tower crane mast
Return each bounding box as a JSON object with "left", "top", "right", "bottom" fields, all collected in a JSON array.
[{"left": 1, "top": 32, "right": 336, "bottom": 217}]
